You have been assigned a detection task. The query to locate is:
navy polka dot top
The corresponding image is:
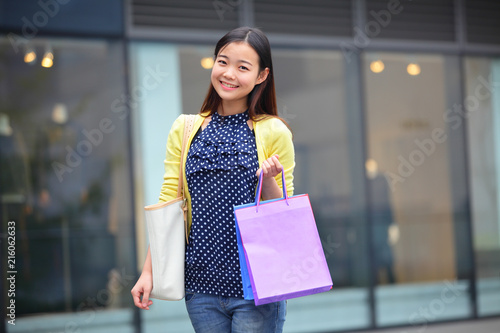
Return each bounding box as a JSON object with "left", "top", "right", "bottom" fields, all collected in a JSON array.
[{"left": 185, "top": 110, "right": 259, "bottom": 297}]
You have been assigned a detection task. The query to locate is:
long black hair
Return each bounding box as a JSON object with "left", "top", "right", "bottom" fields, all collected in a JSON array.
[{"left": 200, "top": 27, "right": 278, "bottom": 121}]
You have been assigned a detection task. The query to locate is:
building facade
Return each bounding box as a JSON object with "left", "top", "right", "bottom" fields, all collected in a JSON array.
[{"left": 0, "top": 0, "right": 499, "bottom": 332}]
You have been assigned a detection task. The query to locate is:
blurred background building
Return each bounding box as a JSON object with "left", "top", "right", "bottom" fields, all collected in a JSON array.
[{"left": 0, "top": 0, "right": 499, "bottom": 332}]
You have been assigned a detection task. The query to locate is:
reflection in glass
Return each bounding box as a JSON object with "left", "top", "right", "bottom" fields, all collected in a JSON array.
[
  {"left": 129, "top": 42, "right": 198, "bottom": 331},
  {"left": 272, "top": 49, "right": 370, "bottom": 332},
  {"left": 367, "top": 159, "right": 395, "bottom": 285},
  {"left": 364, "top": 52, "right": 472, "bottom": 326},
  {"left": 0, "top": 37, "right": 135, "bottom": 330},
  {"left": 465, "top": 57, "right": 500, "bottom": 317}
]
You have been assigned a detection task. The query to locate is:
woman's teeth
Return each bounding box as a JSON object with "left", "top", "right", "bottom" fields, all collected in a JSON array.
[{"left": 222, "top": 82, "right": 238, "bottom": 88}]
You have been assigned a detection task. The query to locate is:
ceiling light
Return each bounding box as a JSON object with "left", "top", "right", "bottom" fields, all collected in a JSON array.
[
  {"left": 407, "top": 63, "right": 421, "bottom": 76},
  {"left": 41, "top": 46, "right": 54, "bottom": 68},
  {"left": 24, "top": 47, "right": 37, "bottom": 64},
  {"left": 201, "top": 57, "right": 214, "bottom": 69},
  {"left": 370, "top": 60, "right": 385, "bottom": 73}
]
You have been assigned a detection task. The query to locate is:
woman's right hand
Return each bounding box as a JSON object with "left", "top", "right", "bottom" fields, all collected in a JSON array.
[{"left": 131, "top": 272, "right": 154, "bottom": 310}]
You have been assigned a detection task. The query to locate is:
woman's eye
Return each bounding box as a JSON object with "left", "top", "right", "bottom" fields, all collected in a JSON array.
[
  {"left": 239, "top": 66, "right": 249, "bottom": 71},
  {"left": 217, "top": 60, "right": 227, "bottom": 65}
]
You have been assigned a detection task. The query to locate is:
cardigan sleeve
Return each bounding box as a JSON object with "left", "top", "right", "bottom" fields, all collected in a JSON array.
[
  {"left": 158, "top": 115, "right": 185, "bottom": 203},
  {"left": 266, "top": 118, "right": 295, "bottom": 197}
]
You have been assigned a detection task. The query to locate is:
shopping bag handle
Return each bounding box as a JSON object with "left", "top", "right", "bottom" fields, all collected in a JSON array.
[{"left": 255, "top": 166, "right": 289, "bottom": 212}]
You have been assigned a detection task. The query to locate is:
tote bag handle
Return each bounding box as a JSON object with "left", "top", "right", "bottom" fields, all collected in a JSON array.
[{"left": 255, "top": 166, "right": 289, "bottom": 212}]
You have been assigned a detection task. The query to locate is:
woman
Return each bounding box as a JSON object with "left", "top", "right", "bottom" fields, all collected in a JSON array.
[{"left": 131, "top": 26, "right": 295, "bottom": 332}]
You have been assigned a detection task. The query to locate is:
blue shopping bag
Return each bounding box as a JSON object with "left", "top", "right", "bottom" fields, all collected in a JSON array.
[{"left": 235, "top": 220, "right": 254, "bottom": 300}]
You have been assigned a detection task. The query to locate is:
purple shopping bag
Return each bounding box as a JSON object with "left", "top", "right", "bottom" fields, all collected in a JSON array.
[{"left": 234, "top": 168, "right": 333, "bottom": 306}]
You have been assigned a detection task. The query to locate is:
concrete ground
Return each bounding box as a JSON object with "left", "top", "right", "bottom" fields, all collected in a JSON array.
[{"left": 351, "top": 317, "right": 500, "bottom": 333}]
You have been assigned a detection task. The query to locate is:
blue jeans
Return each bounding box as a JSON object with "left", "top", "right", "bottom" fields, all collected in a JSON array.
[{"left": 185, "top": 292, "right": 286, "bottom": 333}]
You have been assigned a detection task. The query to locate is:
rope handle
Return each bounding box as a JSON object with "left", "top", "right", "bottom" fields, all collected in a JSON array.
[{"left": 255, "top": 166, "right": 288, "bottom": 212}]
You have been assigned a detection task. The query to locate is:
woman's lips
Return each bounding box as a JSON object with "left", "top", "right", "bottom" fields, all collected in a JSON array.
[{"left": 221, "top": 81, "right": 238, "bottom": 90}]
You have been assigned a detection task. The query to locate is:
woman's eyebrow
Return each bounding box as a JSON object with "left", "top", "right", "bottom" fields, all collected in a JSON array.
[{"left": 218, "top": 54, "right": 253, "bottom": 66}]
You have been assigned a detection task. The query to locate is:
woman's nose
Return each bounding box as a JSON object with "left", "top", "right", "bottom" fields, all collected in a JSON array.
[{"left": 223, "top": 67, "right": 235, "bottom": 80}]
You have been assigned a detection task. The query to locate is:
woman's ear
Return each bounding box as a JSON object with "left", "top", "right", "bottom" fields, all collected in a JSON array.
[{"left": 256, "top": 67, "right": 270, "bottom": 85}]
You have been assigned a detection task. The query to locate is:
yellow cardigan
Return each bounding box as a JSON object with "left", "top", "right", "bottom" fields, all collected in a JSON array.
[{"left": 159, "top": 112, "right": 295, "bottom": 236}]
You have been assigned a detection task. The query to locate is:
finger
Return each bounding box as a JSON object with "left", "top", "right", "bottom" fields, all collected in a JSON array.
[
  {"left": 131, "top": 288, "right": 143, "bottom": 309},
  {"left": 262, "top": 161, "right": 270, "bottom": 176},
  {"left": 265, "top": 157, "right": 280, "bottom": 177},
  {"left": 256, "top": 167, "right": 262, "bottom": 177},
  {"left": 272, "top": 156, "right": 282, "bottom": 173},
  {"left": 268, "top": 157, "right": 279, "bottom": 174},
  {"left": 267, "top": 164, "right": 277, "bottom": 177},
  {"left": 142, "top": 289, "right": 152, "bottom": 310}
]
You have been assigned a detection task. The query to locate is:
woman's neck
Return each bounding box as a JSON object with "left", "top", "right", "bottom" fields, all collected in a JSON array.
[{"left": 218, "top": 100, "right": 248, "bottom": 116}]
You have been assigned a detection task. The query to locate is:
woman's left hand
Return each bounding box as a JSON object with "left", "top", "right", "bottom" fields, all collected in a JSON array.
[
  {"left": 256, "top": 155, "right": 283, "bottom": 200},
  {"left": 256, "top": 154, "right": 282, "bottom": 178}
]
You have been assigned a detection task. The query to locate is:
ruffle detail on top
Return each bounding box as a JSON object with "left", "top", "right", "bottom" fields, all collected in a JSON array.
[{"left": 186, "top": 110, "right": 257, "bottom": 175}]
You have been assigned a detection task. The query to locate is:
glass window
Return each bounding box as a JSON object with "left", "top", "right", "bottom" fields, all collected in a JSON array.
[
  {"left": 464, "top": 57, "right": 500, "bottom": 317},
  {"left": 129, "top": 42, "right": 214, "bottom": 332},
  {"left": 363, "top": 52, "right": 473, "bottom": 327},
  {"left": 0, "top": 37, "right": 136, "bottom": 331},
  {"left": 273, "top": 49, "right": 370, "bottom": 332}
]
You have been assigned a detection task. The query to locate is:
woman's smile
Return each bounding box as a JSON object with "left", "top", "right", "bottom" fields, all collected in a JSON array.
[
  {"left": 210, "top": 42, "right": 268, "bottom": 115},
  {"left": 220, "top": 81, "right": 239, "bottom": 90}
]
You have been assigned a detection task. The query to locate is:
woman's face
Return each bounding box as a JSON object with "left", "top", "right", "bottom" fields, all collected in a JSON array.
[{"left": 211, "top": 42, "right": 268, "bottom": 110}]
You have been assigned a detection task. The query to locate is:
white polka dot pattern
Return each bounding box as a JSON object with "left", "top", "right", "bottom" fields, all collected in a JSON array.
[{"left": 184, "top": 110, "right": 258, "bottom": 297}]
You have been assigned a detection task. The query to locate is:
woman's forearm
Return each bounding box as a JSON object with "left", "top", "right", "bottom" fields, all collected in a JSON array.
[
  {"left": 261, "top": 176, "right": 283, "bottom": 201},
  {"left": 141, "top": 246, "right": 152, "bottom": 276}
]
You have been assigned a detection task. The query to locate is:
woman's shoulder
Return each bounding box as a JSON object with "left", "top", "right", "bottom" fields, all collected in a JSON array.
[
  {"left": 170, "top": 113, "right": 206, "bottom": 132},
  {"left": 255, "top": 116, "right": 292, "bottom": 138},
  {"left": 168, "top": 115, "right": 186, "bottom": 137}
]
